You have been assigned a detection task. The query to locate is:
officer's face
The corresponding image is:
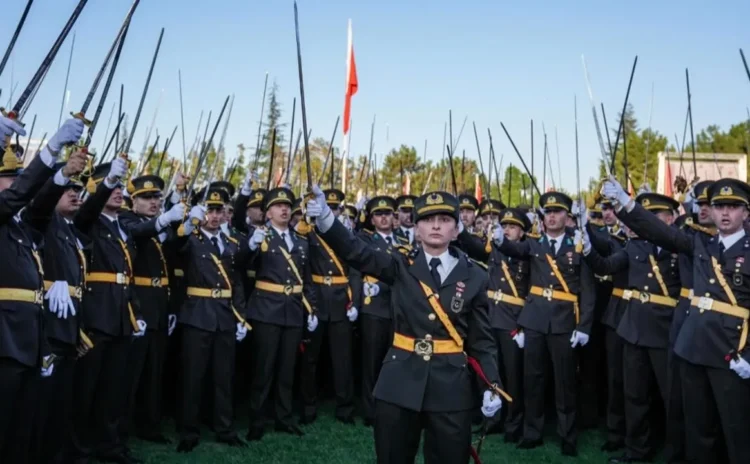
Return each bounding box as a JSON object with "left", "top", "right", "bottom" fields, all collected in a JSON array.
[
  {"left": 543, "top": 208, "right": 566, "bottom": 233},
  {"left": 224, "top": 206, "right": 234, "bottom": 224},
  {"left": 416, "top": 214, "right": 458, "bottom": 249},
  {"left": 267, "top": 203, "right": 291, "bottom": 227},
  {"left": 56, "top": 187, "right": 82, "bottom": 216},
  {"left": 460, "top": 208, "right": 476, "bottom": 228},
  {"left": 246, "top": 206, "right": 264, "bottom": 225},
  {"left": 399, "top": 208, "right": 413, "bottom": 227},
  {"left": 711, "top": 203, "right": 748, "bottom": 235},
  {"left": 655, "top": 210, "right": 675, "bottom": 226},
  {"left": 503, "top": 223, "right": 524, "bottom": 242},
  {"left": 290, "top": 212, "right": 302, "bottom": 228},
  {"left": 698, "top": 202, "right": 713, "bottom": 225},
  {"left": 601, "top": 205, "right": 617, "bottom": 226},
  {"left": 392, "top": 213, "right": 400, "bottom": 228},
  {"left": 482, "top": 213, "right": 499, "bottom": 226},
  {"left": 475, "top": 216, "right": 486, "bottom": 231},
  {"left": 133, "top": 194, "right": 162, "bottom": 217},
  {"left": 204, "top": 207, "right": 223, "bottom": 232},
  {"left": 371, "top": 211, "right": 393, "bottom": 233},
  {"left": 106, "top": 187, "right": 124, "bottom": 210}
]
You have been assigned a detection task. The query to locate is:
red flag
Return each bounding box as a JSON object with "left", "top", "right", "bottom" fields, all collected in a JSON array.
[
  {"left": 343, "top": 19, "right": 358, "bottom": 136},
  {"left": 474, "top": 174, "right": 483, "bottom": 203},
  {"left": 664, "top": 159, "right": 674, "bottom": 197},
  {"left": 402, "top": 173, "right": 411, "bottom": 195}
]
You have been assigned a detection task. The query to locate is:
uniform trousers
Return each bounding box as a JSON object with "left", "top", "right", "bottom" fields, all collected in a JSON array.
[
  {"left": 360, "top": 315, "right": 392, "bottom": 422},
  {"left": 604, "top": 327, "right": 626, "bottom": 446},
  {"left": 374, "top": 400, "right": 472, "bottom": 464},
  {"left": 494, "top": 328, "right": 524, "bottom": 438},
  {"left": 122, "top": 329, "right": 167, "bottom": 440},
  {"left": 522, "top": 329, "right": 577, "bottom": 446},
  {"left": 0, "top": 358, "right": 39, "bottom": 464}
]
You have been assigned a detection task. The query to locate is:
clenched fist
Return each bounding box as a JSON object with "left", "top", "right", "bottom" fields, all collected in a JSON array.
[{"left": 62, "top": 150, "right": 89, "bottom": 178}]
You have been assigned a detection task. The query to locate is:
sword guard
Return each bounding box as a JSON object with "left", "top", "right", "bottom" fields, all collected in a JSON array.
[
  {"left": 0, "top": 108, "right": 23, "bottom": 125},
  {"left": 70, "top": 111, "right": 92, "bottom": 126}
]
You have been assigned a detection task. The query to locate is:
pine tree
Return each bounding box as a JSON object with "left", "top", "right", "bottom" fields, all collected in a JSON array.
[{"left": 255, "top": 81, "right": 286, "bottom": 182}]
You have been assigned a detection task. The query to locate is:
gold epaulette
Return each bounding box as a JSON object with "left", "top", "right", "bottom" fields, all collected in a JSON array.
[
  {"left": 589, "top": 219, "right": 604, "bottom": 227},
  {"left": 610, "top": 232, "right": 626, "bottom": 242},
  {"left": 469, "top": 258, "right": 488, "bottom": 270},
  {"left": 295, "top": 219, "right": 312, "bottom": 236},
  {"left": 686, "top": 222, "right": 717, "bottom": 236},
  {"left": 527, "top": 232, "right": 541, "bottom": 240},
  {"left": 225, "top": 235, "right": 239, "bottom": 245}
]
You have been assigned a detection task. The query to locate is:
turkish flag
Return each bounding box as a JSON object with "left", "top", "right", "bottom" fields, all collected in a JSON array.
[
  {"left": 343, "top": 19, "right": 358, "bottom": 135},
  {"left": 475, "top": 174, "right": 483, "bottom": 203}
]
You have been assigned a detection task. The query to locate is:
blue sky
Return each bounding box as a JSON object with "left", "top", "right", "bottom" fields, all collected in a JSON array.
[{"left": 2, "top": 0, "right": 750, "bottom": 193}]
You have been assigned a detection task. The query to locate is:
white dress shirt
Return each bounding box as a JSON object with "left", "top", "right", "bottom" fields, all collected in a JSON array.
[
  {"left": 423, "top": 249, "right": 458, "bottom": 284},
  {"left": 377, "top": 231, "right": 396, "bottom": 245},
  {"left": 102, "top": 213, "right": 128, "bottom": 241},
  {"left": 201, "top": 228, "right": 225, "bottom": 254},
  {"left": 400, "top": 226, "right": 414, "bottom": 244},
  {"left": 546, "top": 233, "right": 565, "bottom": 255},
  {"left": 272, "top": 225, "right": 294, "bottom": 251},
  {"left": 719, "top": 229, "right": 746, "bottom": 251}
]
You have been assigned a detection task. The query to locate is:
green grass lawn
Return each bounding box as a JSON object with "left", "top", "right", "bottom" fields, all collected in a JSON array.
[{"left": 131, "top": 407, "right": 665, "bottom": 463}]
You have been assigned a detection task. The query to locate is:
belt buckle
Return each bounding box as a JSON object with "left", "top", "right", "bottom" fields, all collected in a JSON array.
[
  {"left": 414, "top": 339, "right": 434, "bottom": 356},
  {"left": 116, "top": 273, "right": 125, "bottom": 285},
  {"left": 688, "top": 289, "right": 694, "bottom": 299},
  {"left": 493, "top": 291, "right": 502, "bottom": 303},
  {"left": 283, "top": 285, "right": 293, "bottom": 295},
  {"left": 542, "top": 288, "right": 553, "bottom": 301},
  {"left": 151, "top": 277, "right": 161, "bottom": 287},
  {"left": 211, "top": 288, "right": 222, "bottom": 298},
  {"left": 34, "top": 290, "right": 43, "bottom": 305},
  {"left": 324, "top": 276, "right": 332, "bottom": 286},
  {"left": 639, "top": 292, "right": 650, "bottom": 303},
  {"left": 622, "top": 290, "right": 633, "bottom": 301},
  {"left": 74, "top": 287, "right": 83, "bottom": 300},
  {"left": 697, "top": 296, "right": 713, "bottom": 311}
]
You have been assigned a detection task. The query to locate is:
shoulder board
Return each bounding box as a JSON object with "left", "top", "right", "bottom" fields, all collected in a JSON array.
[
  {"left": 293, "top": 232, "right": 308, "bottom": 240},
  {"left": 610, "top": 232, "right": 626, "bottom": 241},
  {"left": 589, "top": 219, "right": 604, "bottom": 227},
  {"left": 225, "top": 235, "right": 239, "bottom": 245},
  {"left": 528, "top": 232, "right": 541, "bottom": 240},
  {"left": 362, "top": 229, "right": 373, "bottom": 235},
  {"left": 686, "top": 222, "right": 717, "bottom": 236},
  {"left": 469, "top": 258, "right": 488, "bottom": 270}
]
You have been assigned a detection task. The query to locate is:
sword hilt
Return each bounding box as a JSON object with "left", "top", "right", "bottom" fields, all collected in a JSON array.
[
  {"left": 0, "top": 108, "right": 23, "bottom": 125},
  {"left": 71, "top": 111, "right": 93, "bottom": 126}
]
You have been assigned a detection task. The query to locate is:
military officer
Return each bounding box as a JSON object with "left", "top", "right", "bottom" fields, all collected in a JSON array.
[
  {"left": 493, "top": 192, "right": 595, "bottom": 457},
  {"left": 478, "top": 198, "right": 505, "bottom": 225},
  {"left": 355, "top": 195, "right": 400, "bottom": 427},
  {"left": 394, "top": 194, "right": 417, "bottom": 245},
  {"left": 118, "top": 175, "right": 185, "bottom": 444},
  {"left": 299, "top": 188, "right": 357, "bottom": 424},
  {"left": 175, "top": 183, "right": 250, "bottom": 453},
  {"left": 582, "top": 193, "right": 682, "bottom": 462},
  {"left": 601, "top": 176, "right": 750, "bottom": 464},
  {"left": 0, "top": 116, "right": 84, "bottom": 463},
  {"left": 458, "top": 194, "right": 478, "bottom": 232},
  {"left": 245, "top": 187, "right": 318, "bottom": 441},
  {"left": 307, "top": 187, "right": 504, "bottom": 464},
  {"left": 290, "top": 198, "right": 303, "bottom": 229},
  {"left": 457, "top": 207, "right": 531, "bottom": 443},
  {"left": 25, "top": 154, "right": 90, "bottom": 464},
  {"left": 71, "top": 156, "right": 147, "bottom": 464}
]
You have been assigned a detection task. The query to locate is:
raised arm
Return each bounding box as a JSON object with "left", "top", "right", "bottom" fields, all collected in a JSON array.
[
  {"left": 617, "top": 202, "right": 692, "bottom": 255},
  {"left": 583, "top": 244, "right": 629, "bottom": 276},
  {"left": 74, "top": 180, "right": 114, "bottom": 233},
  {"left": 0, "top": 155, "right": 56, "bottom": 225},
  {"left": 586, "top": 223, "right": 616, "bottom": 256},
  {"left": 22, "top": 177, "right": 66, "bottom": 232},
  {"left": 457, "top": 229, "right": 490, "bottom": 262},
  {"left": 496, "top": 235, "right": 532, "bottom": 258}
]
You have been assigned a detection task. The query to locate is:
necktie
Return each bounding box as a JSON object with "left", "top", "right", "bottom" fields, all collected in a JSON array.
[
  {"left": 386, "top": 236, "right": 392, "bottom": 246},
  {"left": 211, "top": 236, "right": 221, "bottom": 255},
  {"left": 405, "top": 230, "right": 410, "bottom": 243},
  {"left": 429, "top": 257, "right": 442, "bottom": 288},
  {"left": 719, "top": 241, "right": 726, "bottom": 264},
  {"left": 281, "top": 232, "right": 287, "bottom": 248},
  {"left": 550, "top": 239, "right": 557, "bottom": 256}
]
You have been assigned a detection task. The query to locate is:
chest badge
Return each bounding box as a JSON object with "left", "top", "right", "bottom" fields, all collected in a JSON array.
[
  {"left": 450, "top": 295, "right": 464, "bottom": 313},
  {"left": 733, "top": 273, "right": 743, "bottom": 287}
]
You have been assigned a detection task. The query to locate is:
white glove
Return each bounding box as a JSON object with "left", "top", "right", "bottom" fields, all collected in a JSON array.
[
  {"left": 355, "top": 196, "right": 367, "bottom": 211},
  {"left": 168, "top": 314, "right": 177, "bottom": 336},
  {"left": 189, "top": 205, "right": 206, "bottom": 223},
  {"left": 363, "top": 282, "right": 380, "bottom": 297},
  {"left": 44, "top": 280, "right": 76, "bottom": 319},
  {"left": 582, "top": 228, "right": 592, "bottom": 256},
  {"left": 481, "top": 390, "right": 503, "bottom": 417},
  {"left": 240, "top": 171, "right": 255, "bottom": 196},
  {"left": 512, "top": 331, "right": 525, "bottom": 349},
  {"left": 107, "top": 156, "right": 128, "bottom": 181},
  {"left": 493, "top": 225, "right": 504, "bottom": 246},
  {"left": 0, "top": 115, "right": 26, "bottom": 149},
  {"left": 306, "top": 200, "right": 324, "bottom": 218},
  {"left": 248, "top": 227, "right": 267, "bottom": 251},
  {"left": 578, "top": 202, "right": 588, "bottom": 230},
  {"left": 41, "top": 355, "right": 55, "bottom": 378},
  {"left": 133, "top": 320, "right": 147, "bottom": 337},
  {"left": 236, "top": 322, "right": 248, "bottom": 342},
  {"left": 169, "top": 190, "right": 184, "bottom": 205},
  {"left": 48, "top": 118, "right": 85, "bottom": 153},
  {"left": 347, "top": 306, "right": 359, "bottom": 322},
  {"left": 338, "top": 214, "right": 353, "bottom": 231},
  {"left": 570, "top": 330, "right": 590, "bottom": 348},
  {"left": 637, "top": 183, "right": 652, "bottom": 195},
  {"left": 729, "top": 356, "right": 750, "bottom": 379},
  {"left": 601, "top": 175, "right": 630, "bottom": 206},
  {"left": 307, "top": 314, "right": 319, "bottom": 332},
  {"left": 157, "top": 202, "right": 186, "bottom": 229}
]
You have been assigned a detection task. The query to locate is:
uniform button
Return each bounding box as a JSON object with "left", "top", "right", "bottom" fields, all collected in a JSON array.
[
  {"left": 550, "top": 272, "right": 555, "bottom": 276},
  {"left": 647, "top": 273, "right": 653, "bottom": 278},
  {"left": 428, "top": 313, "right": 436, "bottom": 321},
  {"left": 329, "top": 259, "right": 333, "bottom": 263},
  {"left": 705, "top": 293, "right": 711, "bottom": 297},
  {"left": 423, "top": 355, "right": 431, "bottom": 362},
  {"left": 328, "top": 271, "right": 333, "bottom": 275},
  {"left": 644, "top": 286, "right": 649, "bottom": 291},
  {"left": 287, "top": 267, "right": 291, "bottom": 271},
  {"left": 709, "top": 279, "right": 716, "bottom": 284},
  {"left": 392, "top": 355, "right": 396, "bottom": 359},
  {"left": 501, "top": 278, "right": 506, "bottom": 282},
  {"left": 425, "top": 334, "right": 432, "bottom": 340},
  {"left": 286, "top": 280, "right": 291, "bottom": 283},
  {"left": 738, "top": 326, "right": 742, "bottom": 330}
]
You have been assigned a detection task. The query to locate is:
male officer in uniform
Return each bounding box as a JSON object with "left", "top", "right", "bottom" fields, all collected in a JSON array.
[
  {"left": 355, "top": 195, "right": 399, "bottom": 427},
  {"left": 601, "top": 176, "right": 750, "bottom": 464},
  {"left": 245, "top": 187, "right": 318, "bottom": 441},
  {"left": 0, "top": 116, "right": 85, "bottom": 463},
  {"left": 478, "top": 198, "right": 505, "bottom": 226},
  {"left": 458, "top": 194, "right": 478, "bottom": 232},
  {"left": 119, "top": 175, "right": 185, "bottom": 444},
  {"left": 25, "top": 154, "right": 90, "bottom": 464},
  {"left": 582, "top": 193, "right": 682, "bottom": 462},
  {"left": 71, "top": 156, "right": 147, "bottom": 464},
  {"left": 494, "top": 192, "right": 595, "bottom": 457},
  {"left": 307, "top": 186, "right": 504, "bottom": 464},
  {"left": 299, "top": 188, "right": 357, "bottom": 425},
  {"left": 457, "top": 208, "right": 531, "bottom": 443},
  {"left": 175, "top": 183, "right": 250, "bottom": 453},
  {"left": 394, "top": 194, "right": 417, "bottom": 245}
]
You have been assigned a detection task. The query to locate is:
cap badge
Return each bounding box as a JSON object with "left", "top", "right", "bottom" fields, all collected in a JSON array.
[
  {"left": 721, "top": 186, "right": 733, "bottom": 196},
  {"left": 426, "top": 193, "right": 443, "bottom": 205}
]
